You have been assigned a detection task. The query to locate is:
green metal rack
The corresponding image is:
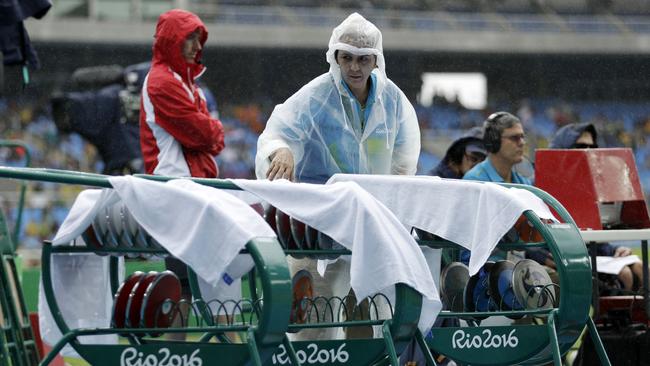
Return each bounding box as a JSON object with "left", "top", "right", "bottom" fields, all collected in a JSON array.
[
  {"left": 422, "top": 183, "right": 610, "bottom": 366},
  {"left": 0, "top": 167, "right": 425, "bottom": 366},
  {"left": 0, "top": 166, "right": 611, "bottom": 365}
]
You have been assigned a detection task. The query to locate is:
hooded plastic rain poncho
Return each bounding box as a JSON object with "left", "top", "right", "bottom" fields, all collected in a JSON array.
[
  {"left": 549, "top": 122, "right": 598, "bottom": 149},
  {"left": 255, "top": 13, "right": 420, "bottom": 183}
]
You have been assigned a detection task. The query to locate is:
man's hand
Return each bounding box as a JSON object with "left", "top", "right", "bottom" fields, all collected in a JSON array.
[
  {"left": 267, "top": 148, "right": 294, "bottom": 181},
  {"left": 614, "top": 246, "right": 632, "bottom": 257}
]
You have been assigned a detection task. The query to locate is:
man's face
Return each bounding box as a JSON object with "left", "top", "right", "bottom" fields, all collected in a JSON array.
[
  {"left": 460, "top": 151, "right": 486, "bottom": 175},
  {"left": 336, "top": 51, "right": 376, "bottom": 94},
  {"left": 574, "top": 131, "right": 596, "bottom": 148},
  {"left": 497, "top": 123, "right": 526, "bottom": 165},
  {"left": 182, "top": 31, "right": 202, "bottom": 64}
]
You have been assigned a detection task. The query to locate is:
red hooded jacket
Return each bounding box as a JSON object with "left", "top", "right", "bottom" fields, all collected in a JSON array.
[{"left": 139, "top": 9, "right": 224, "bottom": 178}]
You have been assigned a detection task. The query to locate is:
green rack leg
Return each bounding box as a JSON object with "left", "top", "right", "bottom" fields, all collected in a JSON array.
[
  {"left": 381, "top": 320, "right": 399, "bottom": 366},
  {"left": 586, "top": 316, "right": 612, "bottom": 366},
  {"left": 246, "top": 328, "right": 262, "bottom": 366},
  {"left": 282, "top": 335, "right": 301, "bottom": 366},
  {"left": 547, "top": 310, "right": 562, "bottom": 366},
  {"left": 414, "top": 329, "right": 437, "bottom": 366}
]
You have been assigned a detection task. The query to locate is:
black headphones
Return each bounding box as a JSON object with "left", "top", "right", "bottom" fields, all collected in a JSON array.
[{"left": 483, "top": 111, "right": 510, "bottom": 154}]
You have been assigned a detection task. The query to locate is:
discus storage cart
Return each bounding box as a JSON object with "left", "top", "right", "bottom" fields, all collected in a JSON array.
[
  {"left": 419, "top": 183, "right": 610, "bottom": 366},
  {"left": 0, "top": 167, "right": 423, "bottom": 366},
  {"left": 0, "top": 167, "right": 610, "bottom": 366}
]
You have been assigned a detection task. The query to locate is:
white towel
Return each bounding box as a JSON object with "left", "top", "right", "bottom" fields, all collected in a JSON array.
[
  {"left": 327, "top": 174, "right": 557, "bottom": 275},
  {"left": 51, "top": 176, "right": 275, "bottom": 284},
  {"left": 42, "top": 176, "right": 276, "bottom": 355},
  {"left": 230, "top": 178, "right": 441, "bottom": 333},
  {"left": 108, "top": 177, "right": 275, "bottom": 285}
]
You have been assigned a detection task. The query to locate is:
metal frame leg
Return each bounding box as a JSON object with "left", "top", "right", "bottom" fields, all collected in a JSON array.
[
  {"left": 282, "top": 335, "right": 301, "bottom": 366},
  {"left": 586, "top": 316, "right": 612, "bottom": 366},
  {"left": 414, "top": 329, "right": 438, "bottom": 366},
  {"left": 246, "top": 328, "right": 262, "bottom": 366},
  {"left": 381, "top": 320, "right": 399, "bottom": 366},
  {"left": 547, "top": 311, "right": 562, "bottom": 366}
]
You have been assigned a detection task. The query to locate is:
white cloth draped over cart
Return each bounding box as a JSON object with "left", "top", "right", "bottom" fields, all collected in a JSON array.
[
  {"left": 40, "top": 176, "right": 274, "bottom": 354},
  {"left": 230, "top": 178, "right": 441, "bottom": 333},
  {"left": 40, "top": 175, "right": 443, "bottom": 354},
  {"left": 327, "top": 174, "right": 557, "bottom": 275}
]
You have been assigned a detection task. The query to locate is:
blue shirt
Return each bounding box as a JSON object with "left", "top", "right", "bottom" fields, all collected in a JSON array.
[
  {"left": 463, "top": 158, "right": 532, "bottom": 185},
  {"left": 460, "top": 157, "right": 531, "bottom": 264}
]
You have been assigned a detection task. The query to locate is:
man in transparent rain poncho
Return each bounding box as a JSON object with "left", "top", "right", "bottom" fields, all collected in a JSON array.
[{"left": 255, "top": 13, "right": 421, "bottom": 340}]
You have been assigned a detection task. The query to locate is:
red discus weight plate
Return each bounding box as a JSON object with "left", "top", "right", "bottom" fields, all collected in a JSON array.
[
  {"left": 290, "top": 217, "right": 306, "bottom": 249},
  {"left": 125, "top": 272, "right": 157, "bottom": 328},
  {"left": 265, "top": 205, "right": 277, "bottom": 234},
  {"left": 81, "top": 225, "right": 106, "bottom": 255},
  {"left": 140, "top": 271, "right": 181, "bottom": 332},
  {"left": 275, "top": 210, "right": 296, "bottom": 250},
  {"left": 290, "top": 269, "right": 314, "bottom": 327},
  {"left": 112, "top": 271, "right": 145, "bottom": 328},
  {"left": 304, "top": 225, "right": 318, "bottom": 250}
]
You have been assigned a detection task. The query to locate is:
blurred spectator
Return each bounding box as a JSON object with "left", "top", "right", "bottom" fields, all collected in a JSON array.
[{"left": 429, "top": 135, "right": 486, "bottom": 179}]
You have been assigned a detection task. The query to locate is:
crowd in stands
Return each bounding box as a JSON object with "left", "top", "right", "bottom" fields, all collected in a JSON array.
[{"left": 1, "top": 93, "right": 650, "bottom": 253}]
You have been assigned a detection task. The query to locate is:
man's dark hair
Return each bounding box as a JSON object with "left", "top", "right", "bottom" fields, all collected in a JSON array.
[
  {"left": 483, "top": 111, "right": 521, "bottom": 153},
  {"left": 446, "top": 137, "right": 484, "bottom": 165}
]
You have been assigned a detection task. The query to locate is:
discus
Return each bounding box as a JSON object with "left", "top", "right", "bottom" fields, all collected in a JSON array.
[
  {"left": 81, "top": 225, "right": 106, "bottom": 255},
  {"left": 316, "top": 231, "right": 341, "bottom": 260},
  {"left": 289, "top": 217, "right": 307, "bottom": 250},
  {"left": 512, "top": 259, "right": 555, "bottom": 310},
  {"left": 304, "top": 225, "right": 318, "bottom": 250},
  {"left": 275, "top": 209, "right": 296, "bottom": 250},
  {"left": 96, "top": 207, "right": 119, "bottom": 249},
  {"left": 125, "top": 272, "right": 157, "bottom": 328},
  {"left": 140, "top": 271, "right": 181, "bottom": 336},
  {"left": 108, "top": 202, "right": 135, "bottom": 253},
  {"left": 489, "top": 260, "right": 524, "bottom": 315},
  {"left": 290, "top": 269, "right": 314, "bottom": 329},
  {"left": 122, "top": 206, "right": 149, "bottom": 250},
  {"left": 264, "top": 205, "right": 277, "bottom": 235},
  {"left": 112, "top": 271, "right": 145, "bottom": 328},
  {"left": 464, "top": 263, "right": 494, "bottom": 320},
  {"left": 440, "top": 262, "right": 469, "bottom": 312}
]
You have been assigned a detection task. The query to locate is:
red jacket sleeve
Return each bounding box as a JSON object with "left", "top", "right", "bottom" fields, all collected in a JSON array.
[{"left": 147, "top": 77, "right": 224, "bottom": 155}]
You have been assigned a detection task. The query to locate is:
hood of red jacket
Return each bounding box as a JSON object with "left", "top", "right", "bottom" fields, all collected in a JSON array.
[{"left": 152, "top": 9, "right": 207, "bottom": 84}]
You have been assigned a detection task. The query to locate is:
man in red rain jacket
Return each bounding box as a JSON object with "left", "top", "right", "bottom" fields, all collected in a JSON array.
[
  {"left": 140, "top": 9, "right": 224, "bottom": 178},
  {"left": 139, "top": 10, "right": 225, "bottom": 338}
]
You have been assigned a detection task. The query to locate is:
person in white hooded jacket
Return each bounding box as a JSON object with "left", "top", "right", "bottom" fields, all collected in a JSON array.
[
  {"left": 255, "top": 12, "right": 420, "bottom": 183},
  {"left": 255, "top": 13, "right": 421, "bottom": 342}
]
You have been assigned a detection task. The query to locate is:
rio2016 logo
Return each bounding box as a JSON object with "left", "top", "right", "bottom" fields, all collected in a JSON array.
[
  {"left": 273, "top": 343, "right": 349, "bottom": 365},
  {"left": 452, "top": 329, "right": 519, "bottom": 349},
  {"left": 120, "top": 347, "right": 202, "bottom": 366}
]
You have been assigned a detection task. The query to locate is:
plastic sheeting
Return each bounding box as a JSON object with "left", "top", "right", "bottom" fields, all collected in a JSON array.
[{"left": 255, "top": 13, "right": 420, "bottom": 183}]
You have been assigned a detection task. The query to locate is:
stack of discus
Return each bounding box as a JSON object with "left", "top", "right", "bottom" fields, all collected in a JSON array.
[
  {"left": 264, "top": 205, "right": 345, "bottom": 259},
  {"left": 112, "top": 270, "right": 182, "bottom": 336}
]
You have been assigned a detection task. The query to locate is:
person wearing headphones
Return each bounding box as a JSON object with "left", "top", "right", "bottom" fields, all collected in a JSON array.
[
  {"left": 463, "top": 111, "right": 530, "bottom": 184},
  {"left": 461, "top": 112, "right": 531, "bottom": 265}
]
